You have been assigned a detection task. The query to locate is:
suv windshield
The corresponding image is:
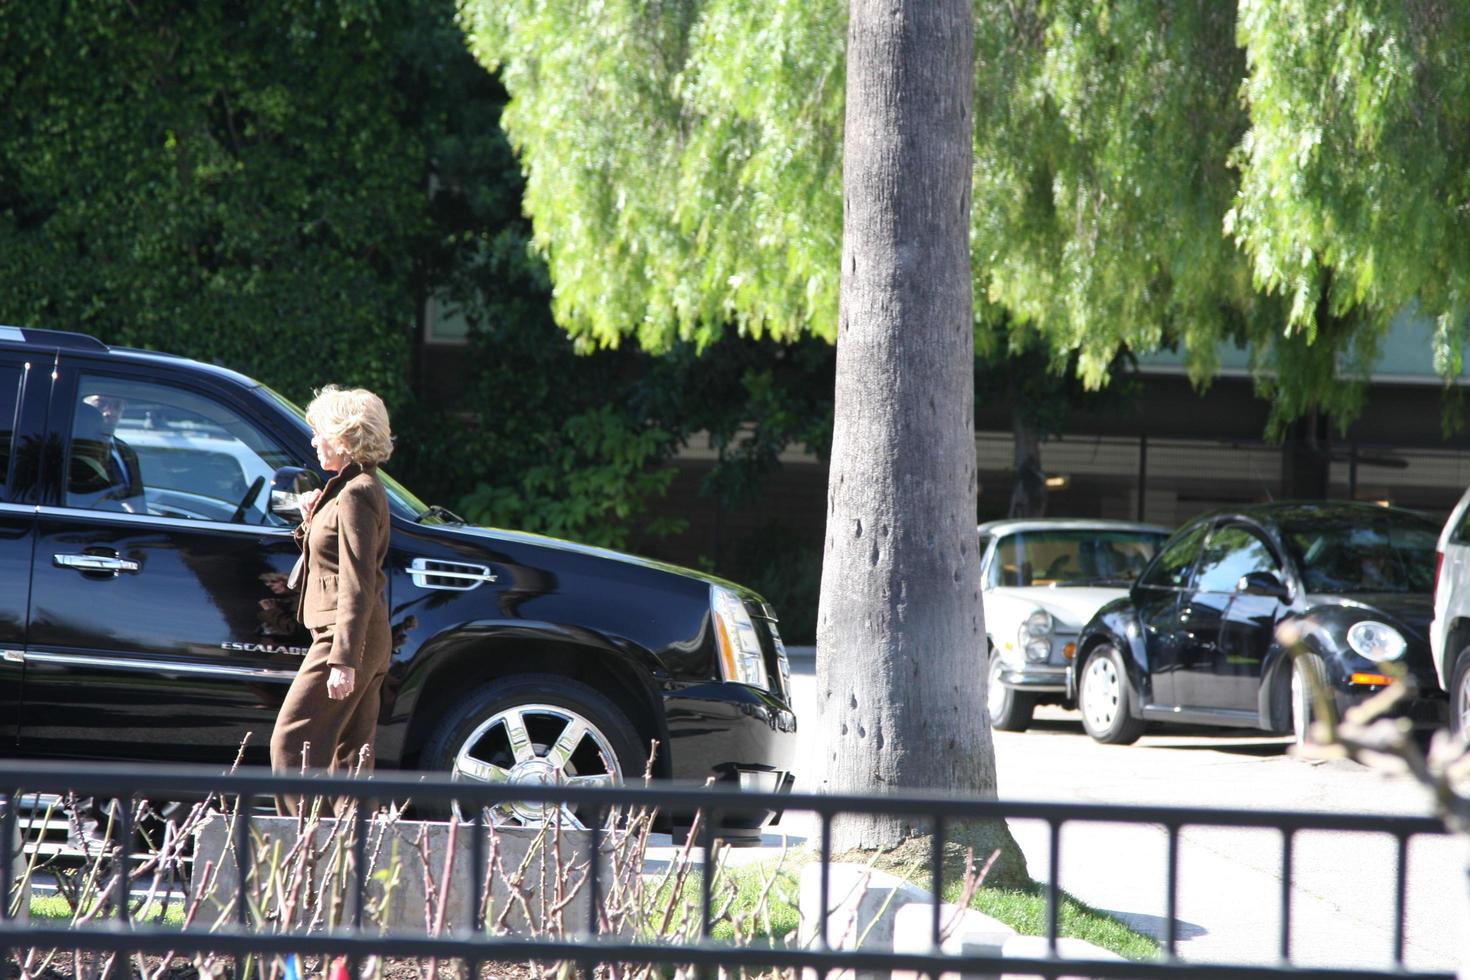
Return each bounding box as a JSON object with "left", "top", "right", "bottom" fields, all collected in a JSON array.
[
  {"left": 989, "top": 529, "right": 1167, "bottom": 587},
  {"left": 257, "top": 383, "right": 433, "bottom": 520},
  {"left": 1282, "top": 512, "right": 1439, "bottom": 595}
]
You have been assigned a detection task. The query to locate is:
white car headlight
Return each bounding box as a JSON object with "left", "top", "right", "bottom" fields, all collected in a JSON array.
[
  {"left": 711, "top": 585, "right": 769, "bottom": 689},
  {"left": 1347, "top": 621, "right": 1406, "bottom": 663},
  {"left": 1019, "top": 609, "right": 1053, "bottom": 663}
]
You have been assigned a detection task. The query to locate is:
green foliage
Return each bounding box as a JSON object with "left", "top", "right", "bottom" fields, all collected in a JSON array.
[
  {"left": 1228, "top": 1, "right": 1470, "bottom": 430},
  {"left": 973, "top": 1, "right": 1265, "bottom": 390},
  {"left": 0, "top": 0, "right": 427, "bottom": 405},
  {"left": 457, "top": 405, "right": 684, "bottom": 549},
  {"left": 466, "top": 0, "right": 1470, "bottom": 436},
  {"left": 0, "top": 0, "right": 704, "bottom": 547},
  {"left": 459, "top": 0, "right": 845, "bottom": 351}
]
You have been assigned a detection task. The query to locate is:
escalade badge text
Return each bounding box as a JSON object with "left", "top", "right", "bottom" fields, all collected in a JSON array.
[{"left": 222, "top": 641, "right": 309, "bottom": 657}]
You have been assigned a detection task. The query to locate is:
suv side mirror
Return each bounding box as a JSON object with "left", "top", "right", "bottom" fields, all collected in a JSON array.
[
  {"left": 269, "top": 466, "right": 323, "bottom": 520},
  {"left": 1238, "top": 570, "right": 1289, "bottom": 599}
]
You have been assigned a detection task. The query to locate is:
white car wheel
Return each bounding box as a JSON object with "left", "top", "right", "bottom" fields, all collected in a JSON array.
[{"left": 1078, "top": 645, "right": 1143, "bottom": 745}]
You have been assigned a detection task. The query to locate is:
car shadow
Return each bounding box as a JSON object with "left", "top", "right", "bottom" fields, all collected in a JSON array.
[
  {"left": 1099, "top": 908, "right": 1208, "bottom": 942},
  {"left": 1140, "top": 739, "right": 1290, "bottom": 758}
]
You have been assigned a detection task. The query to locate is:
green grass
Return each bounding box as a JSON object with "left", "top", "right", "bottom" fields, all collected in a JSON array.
[
  {"left": 30, "top": 893, "right": 185, "bottom": 926},
  {"left": 696, "top": 852, "right": 1159, "bottom": 961},
  {"left": 959, "top": 882, "right": 1159, "bottom": 961}
]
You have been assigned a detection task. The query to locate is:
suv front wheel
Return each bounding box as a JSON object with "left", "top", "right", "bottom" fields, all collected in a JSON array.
[{"left": 421, "top": 674, "right": 644, "bottom": 827}]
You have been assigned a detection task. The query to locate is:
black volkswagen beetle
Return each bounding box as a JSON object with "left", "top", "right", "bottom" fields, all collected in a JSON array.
[{"left": 1068, "top": 502, "right": 1448, "bottom": 746}]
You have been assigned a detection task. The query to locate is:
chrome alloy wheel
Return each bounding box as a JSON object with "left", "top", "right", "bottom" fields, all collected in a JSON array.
[
  {"left": 1081, "top": 653, "right": 1123, "bottom": 732},
  {"left": 452, "top": 703, "right": 621, "bottom": 828}
]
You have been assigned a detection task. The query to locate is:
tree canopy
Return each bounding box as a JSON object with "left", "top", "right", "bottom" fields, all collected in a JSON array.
[{"left": 463, "top": 0, "right": 1470, "bottom": 431}]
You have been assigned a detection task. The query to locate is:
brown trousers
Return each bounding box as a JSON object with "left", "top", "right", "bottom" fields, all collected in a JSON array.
[{"left": 269, "top": 624, "right": 389, "bottom": 816}]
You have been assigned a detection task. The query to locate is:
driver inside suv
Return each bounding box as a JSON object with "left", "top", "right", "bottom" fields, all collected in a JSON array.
[{"left": 68, "top": 391, "right": 146, "bottom": 514}]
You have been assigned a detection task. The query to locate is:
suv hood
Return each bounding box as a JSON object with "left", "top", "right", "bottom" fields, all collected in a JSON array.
[{"left": 450, "top": 522, "right": 760, "bottom": 599}]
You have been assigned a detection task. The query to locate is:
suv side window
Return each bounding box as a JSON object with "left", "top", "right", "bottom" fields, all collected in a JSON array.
[
  {"left": 1192, "top": 524, "right": 1279, "bottom": 593},
  {"left": 1138, "top": 522, "right": 1208, "bottom": 589},
  {"left": 66, "top": 375, "right": 295, "bottom": 524}
]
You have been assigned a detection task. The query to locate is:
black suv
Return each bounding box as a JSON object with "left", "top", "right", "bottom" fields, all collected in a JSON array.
[{"left": 0, "top": 327, "right": 797, "bottom": 838}]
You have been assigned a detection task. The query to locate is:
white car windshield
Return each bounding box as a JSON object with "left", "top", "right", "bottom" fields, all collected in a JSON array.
[{"left": 989, "top": 530, "right": 1167, "bottom": 588}]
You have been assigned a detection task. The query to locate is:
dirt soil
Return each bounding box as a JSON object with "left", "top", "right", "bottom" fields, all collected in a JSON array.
[{"left": 5, "top": 954, "right": 541, "bottom": 980}]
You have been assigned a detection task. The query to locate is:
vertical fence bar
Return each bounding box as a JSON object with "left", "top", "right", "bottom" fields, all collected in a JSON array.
[
  {"left": 820, "top": 811, "right": 833, "bottom": 950},
  {"left": 1165, "top": 823, "right": 1180, "bottom": 957},
  {"left": 699, "top": 808, "right": 716, "bottom": 940},
  {"left": 468, "top": 803, "right": 484, "bottom": 980},
  {"left": 1393, "top": 832, "right": 1409, "bottom": 966},
  {"left": 0, "top": 791, "right": 12, "bottom": 921},
  {"left": 1046, "top": 820, "right": 1061, "bottom": 956},
  {"left": 235, "top": 792, "right": 252, "bottom": 980},
  {"left": 1, "top": 789, "right": 13, "bottom": 975},
  {"left": 350, "top": 794, "right": 368, "bottom": 980},
  {"left": 588, "top": 806, "right": 603, "bottom": 938},
  {"left": 116, "top": 796, "right": 133, "bottom": 927},
  {"left": 930, "top": 816, "right": 946, "bottom": 948},
  {"left": 1279, "top": 828, "right": 1294, "bottom": 961}
]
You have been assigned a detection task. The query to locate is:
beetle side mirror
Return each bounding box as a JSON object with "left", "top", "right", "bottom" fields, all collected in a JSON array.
[
  {"left": 269, "top": 466, "right": 323, "bottom": 520},
  {"left": 1238, "top": 570, "right": 1289, "bottom": 599}
]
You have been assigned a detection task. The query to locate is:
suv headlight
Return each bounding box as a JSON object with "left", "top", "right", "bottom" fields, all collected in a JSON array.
[
  {"left": 711, "top": 585, "right": 769, "bottom": 690},
  {"left": 1347, "top": 621, "right": 1406, "bottom": 662},
  {"left": 1018, "top": 609, "right": 1053, "bottom": 663}
]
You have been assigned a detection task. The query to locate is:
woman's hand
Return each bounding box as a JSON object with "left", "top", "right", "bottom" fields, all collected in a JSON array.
[
  {"left": 299, "top": 488, "right": 323, "bottom": 522},
  {"left": 327, "top": 665, "right": 356, "bottom": 701}
]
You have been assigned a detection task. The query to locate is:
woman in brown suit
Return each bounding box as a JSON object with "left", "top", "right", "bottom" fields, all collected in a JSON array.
[{"left": 270, "top": 385, "right": 394, "bottom": 815}]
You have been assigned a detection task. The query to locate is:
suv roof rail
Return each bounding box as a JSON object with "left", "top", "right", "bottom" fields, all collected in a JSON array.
[{"left": 0, "top": 326, "right": 109, "bottom": 352}]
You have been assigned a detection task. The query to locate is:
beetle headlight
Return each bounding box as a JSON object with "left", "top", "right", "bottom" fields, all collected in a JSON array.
[
  {"left": 1019, "top": 610, "right": 1053, "bottom": 663},
  {"left": 711, "top": 585, "right": 769, "bottom": 690},
  {"left": 1347, "top": 621, "right": 1406, "bottom": 663}
]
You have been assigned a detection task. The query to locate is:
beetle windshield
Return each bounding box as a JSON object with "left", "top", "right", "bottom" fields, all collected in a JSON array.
[
  {"left": 988, "top": 529, "right": 1167, "bottom": 587},
  {"left": 1281, "top": 511, "right": 1438, "bottom": 594}
]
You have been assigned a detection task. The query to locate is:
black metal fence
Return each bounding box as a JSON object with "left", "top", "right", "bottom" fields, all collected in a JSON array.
[{"left": 0, "top": 758, "right": 1456, "bottom": 980}]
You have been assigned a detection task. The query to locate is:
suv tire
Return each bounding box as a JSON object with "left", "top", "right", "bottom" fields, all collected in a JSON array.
[
  {"left": 1451, "top": 647, "right": 1470, "bottom": 740},
  {"left": 1078, "top": 644, "right": 1144, "bottom": 745},
  {"left": 987, "top": 649, "right": 1036, "bottom": 732},
  {"left": 421, "top": 674, "right": 644, "bottom": 827}
]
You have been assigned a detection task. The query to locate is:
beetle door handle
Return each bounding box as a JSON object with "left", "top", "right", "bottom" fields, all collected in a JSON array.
[{"left": 54, "top": 553, "right": 140, "bottom": 574}]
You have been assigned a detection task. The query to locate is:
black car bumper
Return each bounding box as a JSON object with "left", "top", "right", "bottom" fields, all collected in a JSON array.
[
  {"left": 1331, "top": 685, "right": 1448, "bottom": 730},
  {"left": 663, "top": 681, "right": 798, "bottom": 843}
]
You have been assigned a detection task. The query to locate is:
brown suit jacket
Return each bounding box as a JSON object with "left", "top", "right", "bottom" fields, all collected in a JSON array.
[{"left": 294, "top": 462, "right": 391, "bottom": 670}]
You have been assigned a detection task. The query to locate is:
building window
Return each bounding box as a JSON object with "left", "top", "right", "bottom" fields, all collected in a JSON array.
[{"left": 424, "top": 293, "right": 471, "bottom": 346}]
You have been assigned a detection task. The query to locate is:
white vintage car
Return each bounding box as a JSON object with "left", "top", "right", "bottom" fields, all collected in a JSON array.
[{"left": 981, "top": 518, "right": 1170, "bottom": 731}]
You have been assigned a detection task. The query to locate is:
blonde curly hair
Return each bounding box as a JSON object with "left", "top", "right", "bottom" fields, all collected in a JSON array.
[{"left": 305, "top": 385, "right": 394, "bottom": 466}]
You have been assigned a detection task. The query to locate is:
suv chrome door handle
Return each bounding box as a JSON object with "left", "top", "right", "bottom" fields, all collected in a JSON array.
[{"left": 54, "top": 553, "right": 140, "bottom": 574}]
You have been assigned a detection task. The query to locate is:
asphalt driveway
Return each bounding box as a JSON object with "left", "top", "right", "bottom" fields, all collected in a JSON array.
[{"left": 772, "top": 649, "right": 1467, "bottom": 973}]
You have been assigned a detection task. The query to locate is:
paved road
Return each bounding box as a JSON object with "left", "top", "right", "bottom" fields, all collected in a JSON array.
[{"left": 768, "top": 651, "right": 1468, "bottom": 973}]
